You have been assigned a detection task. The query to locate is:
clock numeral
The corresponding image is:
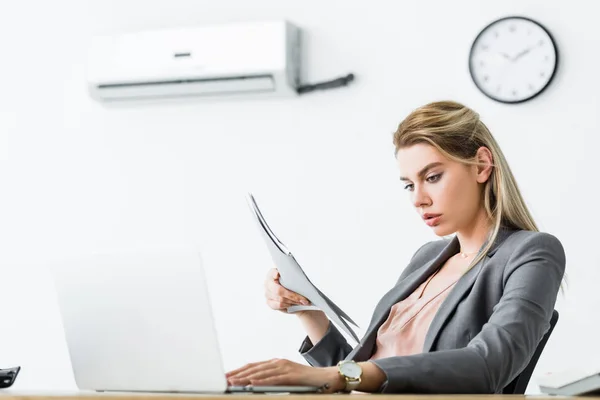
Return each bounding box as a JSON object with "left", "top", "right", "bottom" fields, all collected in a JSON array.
[
  {"left": 483, "top": 75, "right": 490, "bottom": 83},
  {"left": 540, "top": 71, "right": 546, "bottom": 78},
  {"left": 480, "top": 60, "right": 485, "bottom": 67},
  {"left": 481, "top": 44, "right": 489, "bottom": 51},
  {"left": 538, "top": 39, "right": 545, "bottom": 46},
  {"left": 544, "top": 55, "right": 550, "bottom": 62},
  {"left": 494, "top": 31, "right": 499, "bottom": 38},
  {"left": 509, "top": 25, "right": 517, "bottom": 33},
  {"left": 496, "top": 85, "right": 502, "bottom": 93},
  {"left": 528, "top": 84, "right": 535, "bottom": 91},
  {"left": 512, "top": 90, "right": 518, "bottom": 97}
]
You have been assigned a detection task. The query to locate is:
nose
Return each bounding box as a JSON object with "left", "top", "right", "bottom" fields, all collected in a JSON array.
[{"left": 412, "top": 184, "right": 431, "bottom": 209}]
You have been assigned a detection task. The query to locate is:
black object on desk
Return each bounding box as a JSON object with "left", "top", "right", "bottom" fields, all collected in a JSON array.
[{"left": 0, "top": 366, "right": 20, "bottom": 388}]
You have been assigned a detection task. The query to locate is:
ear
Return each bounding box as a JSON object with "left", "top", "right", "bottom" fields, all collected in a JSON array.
[{"left": 474, "top": 146, "right": 494, "bottom": 184}]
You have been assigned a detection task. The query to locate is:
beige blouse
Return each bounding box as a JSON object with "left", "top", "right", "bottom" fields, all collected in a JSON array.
[{"left": 369, "top": 260, "right": 465, "bottom": 360}]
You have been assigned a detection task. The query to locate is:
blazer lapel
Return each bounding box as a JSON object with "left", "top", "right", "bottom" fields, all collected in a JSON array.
[
  {"left": 421, "top": 227, "right": 516, "bottom": 352},
  {"left": 347, "top": 236, "right": 460, "bottom": 361},
  {"left": 421, "top": 253, "right": 486, "bottom": 352}
]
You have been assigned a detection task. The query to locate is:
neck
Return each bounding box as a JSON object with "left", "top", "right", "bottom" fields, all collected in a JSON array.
[{"left": 456, "top": 208, "right": 493, "bottom": 255}]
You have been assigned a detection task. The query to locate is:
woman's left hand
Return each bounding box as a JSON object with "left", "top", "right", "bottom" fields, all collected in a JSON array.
[{"left": 226, "top": 358, "right": 343, "bottom": 393}]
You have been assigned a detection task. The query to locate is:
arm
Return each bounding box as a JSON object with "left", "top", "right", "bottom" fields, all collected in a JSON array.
[
  {"left": 263, "top": 267, "right": 338, "bottom": 361},
  {"left": 298, "top": 241, "right": 435, "bottom": 367},
  {"left": 298, "top": 320, "right": 353, "bottom": 367},
  {"left": 296, "top": 310, "right": 330, "bottom": 345},
  {"left": 365, "top": 232, "right": 565, "bottom": 393},
  {"left": 317, "top": 361, "right": 387, "bottom": 393}
]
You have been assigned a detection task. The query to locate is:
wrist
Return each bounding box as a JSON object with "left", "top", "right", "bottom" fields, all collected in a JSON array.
[
  {"left": 323, "top": 367, "right": 346, "bottom": 393},
  {"left": 336, "top": 360, "right": 363, "bottom": 392},
  {"left": 296, "top": 310, "right": 329, "bottom": 331},
  {"left": 296, "top": 309, "right": 325, "bottom": 319}
]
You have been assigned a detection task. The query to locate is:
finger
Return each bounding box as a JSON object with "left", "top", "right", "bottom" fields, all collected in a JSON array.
[
  {"left": 226, "top": 359, "right": 279, "bottom": 378},
  {"left": 233, "top": 369, "right": 285, "bottom": 386},
  {"left": 230, "top": 362, "right": 280, "bottom": 382},
  {"left": 250, "top": 374, "right": 293, "bottom": 387},
  {"left": 265, "top": 268, "right": 279, "bottom": 283},
  {"left": 228, "top": 376, "right": 250, "bottom": 386},
  {"left": 266, "top": 299, "right": 295, "bottom": 310},
  {"left": 267, "top": 274, "right": 309, "bottom": 305},
  {"left": 226, "top": 366, "right": 249, "bottom": 379},
  {"left": 264, "top": 271, "right": 277, "bottom": 290},
  {"left": 270, "top": 268, "right": 280, "bottom": 281},
  {"left": 232, "top": 368, "right": 290, "bottom": 387},
  {"left": 226, "top": 361, "right": 269, "bottom": 378},
  {"left": 266, "top": 279, "right": 282, "bottom": 295},
  {"left": 275, "top": 285, "right": 310, "bottom": 305},
  {"left": 266, "top": 283, "right": 306, "bottom": 306},
  {"left": 265, "top": 290, "right": 297, "bottom": 306}
]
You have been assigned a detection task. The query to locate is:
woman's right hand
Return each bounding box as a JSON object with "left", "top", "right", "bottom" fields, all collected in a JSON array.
[{"left": 264, "top": 268, "right": 311, "bottom": 313}]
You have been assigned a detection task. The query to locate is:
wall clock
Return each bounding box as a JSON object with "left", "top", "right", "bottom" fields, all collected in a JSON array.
[{"left": 469, "top": 16, "right": 558, "bottom": 104}]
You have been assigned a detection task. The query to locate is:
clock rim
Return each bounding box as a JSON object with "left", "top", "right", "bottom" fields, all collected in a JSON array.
[{"left": 468, "top": 15, "right": 559, "bottom": 104}]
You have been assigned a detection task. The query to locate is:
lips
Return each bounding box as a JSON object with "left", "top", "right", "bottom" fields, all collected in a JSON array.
[{"left": 422, "top": 213, "right": 442, "bottom": 227}]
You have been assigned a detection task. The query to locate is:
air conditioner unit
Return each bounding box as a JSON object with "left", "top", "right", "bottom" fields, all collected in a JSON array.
[{"left": 86, "top": 21, "right": 301, "bottom": 101}]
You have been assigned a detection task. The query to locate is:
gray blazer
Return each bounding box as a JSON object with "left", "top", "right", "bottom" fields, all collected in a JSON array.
[{"left": 298, "top": 228, "right": 566, "bottom": 394}]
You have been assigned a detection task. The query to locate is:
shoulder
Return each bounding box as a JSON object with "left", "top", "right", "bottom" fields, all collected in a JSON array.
[
  {"left": 500, "top": 230, "right": 565, "bottom": 260},
  {"left": 495, "top": 230, "right": 566, "bottom": 282}
]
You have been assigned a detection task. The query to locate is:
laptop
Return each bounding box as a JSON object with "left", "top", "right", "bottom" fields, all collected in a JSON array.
[{"left": 51, "top": 249, "right": 321, "bottom": 394}]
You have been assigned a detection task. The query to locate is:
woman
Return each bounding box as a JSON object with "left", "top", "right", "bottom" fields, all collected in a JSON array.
[{"left": 226, "top": 101, "right": 566, "bottom": 394}]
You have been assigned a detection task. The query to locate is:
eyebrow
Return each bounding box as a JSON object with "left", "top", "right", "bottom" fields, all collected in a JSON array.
[{"left": 399, "top": 162, "right": 444, "bottom": 182}]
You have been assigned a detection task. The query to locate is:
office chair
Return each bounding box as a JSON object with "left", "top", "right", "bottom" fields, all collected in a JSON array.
[{"left": 502, "top": 310, "right": 559, "bottom": 394}]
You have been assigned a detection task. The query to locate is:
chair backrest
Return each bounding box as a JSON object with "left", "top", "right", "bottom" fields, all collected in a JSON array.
[{"left": 502, "top": 310, "right": 559, "bottom": 394}]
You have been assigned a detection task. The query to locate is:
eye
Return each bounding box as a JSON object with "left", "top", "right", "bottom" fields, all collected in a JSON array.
[
  {"left": 426, "top": 173, "right": 442, "bottom": 183},
  {"left": 403, "top": 183, "right": 414, "bottom": 191}
]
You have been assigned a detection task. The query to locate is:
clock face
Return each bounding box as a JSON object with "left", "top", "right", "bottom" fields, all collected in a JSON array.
[
  {"left": 469, "top": 16, "right": 558, "bottom": 103},
  {"left": 340, "top": 362, "right": 362, "bottom": 379}
]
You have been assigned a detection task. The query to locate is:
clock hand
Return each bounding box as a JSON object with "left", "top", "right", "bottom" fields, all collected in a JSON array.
[{"left": 512, "top": 46, "right": 534, "bottom": 61}]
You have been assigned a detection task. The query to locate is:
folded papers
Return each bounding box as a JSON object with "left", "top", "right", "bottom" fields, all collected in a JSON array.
[{"left": 246, "top": 193, "right": 360, "bottom": 343}]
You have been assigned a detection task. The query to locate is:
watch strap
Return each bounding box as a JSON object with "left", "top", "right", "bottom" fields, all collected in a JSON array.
[{"left": 344, "top": 376, "right": 361, "bottom": 392}]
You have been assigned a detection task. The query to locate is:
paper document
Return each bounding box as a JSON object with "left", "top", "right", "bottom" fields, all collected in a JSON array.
[
  {"left": 246, "top": 193, "right": 360, "bottom": 343},
  {"left": 537, "top": 368, "right": 600, "bottom": 396}
]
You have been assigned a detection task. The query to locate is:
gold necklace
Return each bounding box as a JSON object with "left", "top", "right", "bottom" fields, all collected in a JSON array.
[{"left": 458, "top": 250, "right": 478, "bottom": 259}]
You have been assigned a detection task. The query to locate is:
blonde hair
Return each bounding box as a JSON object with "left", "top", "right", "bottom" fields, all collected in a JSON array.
[{"left": 393, "top": 100, "right": 538, "bottom": 271}]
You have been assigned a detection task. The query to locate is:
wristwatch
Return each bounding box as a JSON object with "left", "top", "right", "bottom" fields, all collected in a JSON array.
[{"left": 337, "top": 360, "right": 362, "bottom": 392}]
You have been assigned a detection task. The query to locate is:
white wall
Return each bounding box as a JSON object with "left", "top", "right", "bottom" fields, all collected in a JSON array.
[{"left": 1, "top": 0, "right": 598, "bottom": 393}]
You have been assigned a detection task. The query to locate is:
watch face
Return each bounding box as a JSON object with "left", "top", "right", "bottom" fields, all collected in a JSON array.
[
  {"left": 340, "top": 362, "right": 362, "bottom": 379},
  {"left": 469, "top": 16, "right": 558, "bottom": 103}
]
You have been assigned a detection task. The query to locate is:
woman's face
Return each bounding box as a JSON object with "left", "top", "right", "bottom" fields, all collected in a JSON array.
[{"left": 396, "top": 143, "right": 490, "bottom": 237}]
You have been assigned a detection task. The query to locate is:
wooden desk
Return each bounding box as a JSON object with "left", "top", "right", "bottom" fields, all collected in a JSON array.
[{"left": 0, "top": 393, "right": 594, "bottom": 400}]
